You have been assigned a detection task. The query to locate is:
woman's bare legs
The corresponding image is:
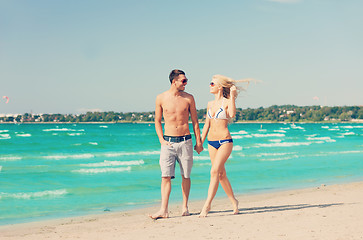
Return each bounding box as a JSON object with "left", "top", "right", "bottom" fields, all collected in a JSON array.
[
  {"left": 200, "top": 143, "right": 238, "bottom": 217},
  {"left": 219, "top": 167, "right": 239, "bottom": 215}
]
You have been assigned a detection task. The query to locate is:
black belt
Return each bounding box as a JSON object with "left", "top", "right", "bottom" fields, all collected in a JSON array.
[{"left": 164, "top": 135, "right": 192, "bottom": 143}]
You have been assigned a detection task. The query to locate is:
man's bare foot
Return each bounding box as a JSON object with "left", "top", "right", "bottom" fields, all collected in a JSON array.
[
  {"left": 149, "top": 210, "right": 169, "bottom": 220},
  {"left": 199, "top": 205, "right": 211, "bottom": 218},
  {"left": 232, "top": 199, "right": 239, "bottom": 215},
  {"left": 181, "top": 207, "right": 190, "bottom": 216}
]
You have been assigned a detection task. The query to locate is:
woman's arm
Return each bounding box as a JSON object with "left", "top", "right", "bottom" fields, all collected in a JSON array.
[
  {"left": 227, "top": 86, "right": 237, "bottom": 118},
  {"left": 200, "top": 105, "right": 211, "bottom": 144}
]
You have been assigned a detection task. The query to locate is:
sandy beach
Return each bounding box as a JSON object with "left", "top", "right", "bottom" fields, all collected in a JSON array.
[{"left": 1, "top": 181, "right": 363, "bottom": 240}]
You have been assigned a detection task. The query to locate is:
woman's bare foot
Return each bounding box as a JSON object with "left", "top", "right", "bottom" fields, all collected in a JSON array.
[
  {"left": 149, "top": 210, "right": 169, "bottom": 220},
  {"left": 199, "top": 205, "right": 211, "bottom": 218},
  {"left": 181, "top": 207, "right": 190, "bottom": 216},
  {"left": 232, "top": 199, "right": 239, "bottom": 215}
]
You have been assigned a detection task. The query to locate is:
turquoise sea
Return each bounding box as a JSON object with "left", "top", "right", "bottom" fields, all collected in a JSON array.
[{"left": 0, "top": 123, "right": 362, "bottom": 225}]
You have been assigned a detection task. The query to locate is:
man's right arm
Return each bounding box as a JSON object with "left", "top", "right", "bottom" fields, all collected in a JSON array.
[{"left": 155, "top": 95, "right": 167, "bottom": 145}]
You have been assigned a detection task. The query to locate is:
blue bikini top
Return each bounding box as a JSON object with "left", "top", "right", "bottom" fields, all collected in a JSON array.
[{"left": 207, "top": 99, "right": 228, "bottom": 120}]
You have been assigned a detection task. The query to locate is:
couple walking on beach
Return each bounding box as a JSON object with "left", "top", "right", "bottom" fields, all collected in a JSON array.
[{"left": 150, "top": 69, "right": 251, "bottom": 219}]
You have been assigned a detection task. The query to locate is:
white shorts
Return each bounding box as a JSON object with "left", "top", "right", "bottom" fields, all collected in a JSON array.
[{"left": 159, "top": 139, "right": 193, "bottom": 179}]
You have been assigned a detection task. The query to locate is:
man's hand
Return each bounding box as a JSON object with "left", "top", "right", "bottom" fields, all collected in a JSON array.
[
  {"left": 160, "top": 139, "right": 171, "bottom": 146},
  {"left": 194, "top": 143, "right": 204, "bottom": 154}
]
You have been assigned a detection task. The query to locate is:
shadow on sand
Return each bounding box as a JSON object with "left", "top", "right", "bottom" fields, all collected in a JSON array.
[{"left": 207, "top": 203, "right": 345, "bottom": 216}]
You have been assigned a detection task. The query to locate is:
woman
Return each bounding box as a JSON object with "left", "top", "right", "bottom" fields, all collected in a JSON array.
[{"left": 199, "top": 74, "right": 251, "bottom": 217}]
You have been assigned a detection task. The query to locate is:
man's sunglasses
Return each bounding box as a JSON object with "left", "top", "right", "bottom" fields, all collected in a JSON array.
[{"left": 210, "top": 82, "right": 215, "bottom": 86}]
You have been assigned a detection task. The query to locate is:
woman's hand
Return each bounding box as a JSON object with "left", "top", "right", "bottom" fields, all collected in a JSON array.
[{"left": 230, "top": 85, "right": 237, "bottom": 100}]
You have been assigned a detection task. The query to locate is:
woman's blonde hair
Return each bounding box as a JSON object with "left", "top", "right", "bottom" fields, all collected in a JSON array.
[{"left": 212, "top": 74, "right": 254, "bottom": 99}]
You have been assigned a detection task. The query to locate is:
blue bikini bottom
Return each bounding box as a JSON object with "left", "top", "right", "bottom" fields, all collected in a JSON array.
[{"left": 208, "top": 139, "right": 233, "bottom": 149}]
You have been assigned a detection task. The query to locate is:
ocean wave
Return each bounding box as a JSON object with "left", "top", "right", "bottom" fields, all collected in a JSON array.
[
  {"left": 0, "top": 130, "right": 9, "bottom": 133},
  {"left": 43, "top": 128, "right": 85, "bottom": 132},
  {"left": 340, "top": 132, "right": 356, "bottom": 136},
  {"left": 325, "top": 150, "right": 363, "bottom": 155},
  {"left": 259, "top": 155, "right": 299, "bottom": 161},
  {"left": 0, "top": 156, "right": 22, "bottom": 161},
  {"left": 256, "top": 142, "right": 311, "bottom": 148},
  {"left": 0, "top": 189, "right": 67, "bottom": 200},
  {"left": 306, "top": 136, "right": 336, "bottom": 142},
  {"left": 312, "top": 150, "right": 363, "bottom": 157},
  {"left": 40, "top": 150, "right": 159, "bottom": 161},
  {"left": 0, "top": 166, "right": 2, "bottom": 172},
  {"left": 197, "top": 163, "right": 212, "bottom": 166},
  {"left": 252, "top": 133, "right": 285, "bottom": 138},
  {"left": 194, "top": 156, "right": 210, "bottom": 161},
  {"left": 233, "top": 145, "right": 243, "bottom": 151},
  {"left": 80, "top": 160, "right": 144, "bottom": 167},
  {"left": 89, "top": 142, "right": 98, "bottom": 145},
  {"left": 103, "top": 150, "right": 160, "bottom": 157},
  {"left": 0, "top": 134, "right": 11, "bottom": 140},
  {"left": 72, "top": 166, "right": 131, "bottom": 174},
  {"left": 100, "top": 126, "right": 109, "bottom": 128},
  {"left": 274, "top": 130, "right": 287, "bottom": 133},
  {"left": 291, "top": 125, "right": 305, "bottom": 130},
  {"left": 44, "top": 153, "right": 95, "bottom": 160},
  {"left": 16, "top": 133, "right": 32, "bottom": 137},
  {"left": 338, "top": 150, "right": 363, "bottom": 154},
  {"left": 257, "top": 152, "right": 298, "bottom": 157},
  {"left": 269, "top": 139, "right": 282, "bottom": 143},
  {"left": 233, "top": 135, "right": 252, "bottom": 139},
  {"left": 67, "top": 133, "right": 84, "bottom": 136},
  {"left": 231, "top": 130, "right": 248, "bottom": 135},
  {"left": 232, "top": 135, "right": 249, "bottom": 139},
  {"left": 341, "top": 126, "right": 363, "bottom": 129}
]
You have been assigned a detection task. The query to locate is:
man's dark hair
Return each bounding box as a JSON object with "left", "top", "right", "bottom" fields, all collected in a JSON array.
[{"left": 169, "top": 69, "right": 185, "bottom": 84}]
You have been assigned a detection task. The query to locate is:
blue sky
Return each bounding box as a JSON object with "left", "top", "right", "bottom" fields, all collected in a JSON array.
[{"left": 1, "top": 0, "right": 362, "bottom": 114}]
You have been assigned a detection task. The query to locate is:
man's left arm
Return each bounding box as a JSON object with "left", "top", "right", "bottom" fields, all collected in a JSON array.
[{"left": 189, "top": 95, "right": 203, "bottom": 154}]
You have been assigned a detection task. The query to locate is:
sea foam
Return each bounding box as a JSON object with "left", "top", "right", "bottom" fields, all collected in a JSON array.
[
  {"left": 0, "top": 134, "right": 11, "bottom": 139},
  {"left": 0, "top": 189, "right": 68, "bottom": 200},
  {"left": 0, "top": 156, "right": 22, "bottom": 161},
  {"left": 259, "top": 155, "right": 299, "bottom": 161},
  {"left": 306, "top": 136, "right": 336, "bottom": 142},
  {"left": 44, "top": 153, "right": 95, "bottom": 160},
  {"left": 256, "top": 142, "right": 311, "bottom": 148},
  {"left": 231, "top": 130, "right": 248, "bottom": 135},
  {"left": 103, "top": 150, "right": 160, "bottom": 157},
  {"left": 80, "top": 160, "right": 144, "bottom": 167},
  {"left": 16, "top": 133, "right": 32, "bottom": 137},
  {"left": 73, "top": 166, "right": 131, "bottom": 174},
  {"left": 252, "top": 133, "right": 285, "bottom": 138},
  {"left": 194, "top": 156, "right": 210, "bottom": 161},
  {"left": 233, "top": 145, "right": 243, "bottom": 151},
  {"left": 43, "top": 128, "right": 84, "bottom": 132}
]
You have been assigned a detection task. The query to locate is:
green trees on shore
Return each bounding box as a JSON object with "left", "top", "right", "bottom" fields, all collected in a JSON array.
[{"left": 1, "top": 105, "right": 362, "bottom": 123}]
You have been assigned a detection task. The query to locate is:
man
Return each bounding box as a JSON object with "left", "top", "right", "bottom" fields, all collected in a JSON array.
[{"left": 150, "top": 69, "right": 203, "bottom": 219}]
